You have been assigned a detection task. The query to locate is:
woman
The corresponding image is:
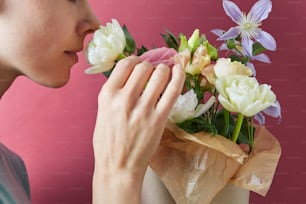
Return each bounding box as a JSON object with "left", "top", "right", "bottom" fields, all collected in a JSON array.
[{"left": 0, "top": 0, "right": 185, "bottom": 203}]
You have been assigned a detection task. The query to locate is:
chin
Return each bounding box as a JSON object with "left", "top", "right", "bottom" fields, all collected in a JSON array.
[
  {"left": 35, "top": 74, "right": 71, "bottom": 88},
  {"left": 47, "top": 80, "right": 69, "bottom": 88}
]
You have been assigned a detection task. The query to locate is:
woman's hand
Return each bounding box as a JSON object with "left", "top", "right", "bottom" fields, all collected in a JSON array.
[{"left": 92, "top": 56, "right": 185, "bottom": 204}]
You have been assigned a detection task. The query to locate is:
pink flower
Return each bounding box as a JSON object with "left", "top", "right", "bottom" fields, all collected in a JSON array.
[{"left": 139, "top": 47, "right": 177, "bottom": 67}]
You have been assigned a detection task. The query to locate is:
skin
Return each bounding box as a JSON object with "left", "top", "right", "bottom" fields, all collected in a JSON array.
[
  {"left": 0, "top": 0, "right": 185, "bottom": 203},
  {"left": 93, "top": 59, "right": 185, "bottom": 203}
]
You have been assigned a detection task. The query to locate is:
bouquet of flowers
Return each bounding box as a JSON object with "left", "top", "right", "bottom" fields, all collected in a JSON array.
[{"left": 86, "top": 0, "right": 281, "bottom": 203}]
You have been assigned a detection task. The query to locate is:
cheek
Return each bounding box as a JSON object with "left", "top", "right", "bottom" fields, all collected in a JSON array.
[
  {"left": 26, "top": 61, "right": 73, "bottom": 88},
  {"left": 15, "top": 48, "right": 74, "bottom": 88}
]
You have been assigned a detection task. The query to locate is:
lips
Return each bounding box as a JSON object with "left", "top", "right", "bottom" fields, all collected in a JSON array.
[{"left": 64, "top": 51, "right": 79, "bottom": 63}]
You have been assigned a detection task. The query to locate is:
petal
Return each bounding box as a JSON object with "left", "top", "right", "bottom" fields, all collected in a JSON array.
[
  {"left": 252, "top": 53, "right": 271, "bottom": 63},
  {"left": 262, "top": 100, "right": 281, "bottom": 121},
  {"left": 256, "top": 30, "right": 277, "bottom": 51},
  {"left": 218, "top": 94, "right": 238, "bottom": 113},
  {"left": 249, "top": 0, "right": 272, "bottom": 22},
  {"left": 242, "top": 37, "right": 253, "bottom": 57},
  {"left": 218, "top": 27, "right": 241, "bottom": 40},
  {"left": 254, "top": 112, "right": 266, "bottom": 125},
  {"left": 194, "top": 96, "right": 216, "bottom": 117},
  {"left": 246, "top": 62, "right": 256, "bottom": 77},
  {"left": 219, "top": 43, "right": 229, "bottom": 51},
  {"left": 242, "top": 101, "right": 266, "bottom": 117},
  {"left": 84, "top": 62, "right": 115, "bottom": 74},
  {"left": 223, "top": 0, "right": 243, "bottom": 23},
  {"left": 211, "top": 29, "right": 225, "bottom": 37}
]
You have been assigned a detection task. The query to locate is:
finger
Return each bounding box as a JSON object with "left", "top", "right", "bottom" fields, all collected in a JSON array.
[
  {"left": 106, "top": 56, "right": 141, "bottom": 90},
  {"left": 140, "top": 64, "right": 170, "bottom": 108},
  {"left": 123, "top": 61, "right": 154, "bottom": 97},
  {"left": 156, "top": 64, "right": 185, "bottom": 116}
]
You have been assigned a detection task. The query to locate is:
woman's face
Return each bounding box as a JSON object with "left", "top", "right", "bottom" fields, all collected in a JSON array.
[{"left": 0, "top": 0, "right": 100, "bottom": 87}]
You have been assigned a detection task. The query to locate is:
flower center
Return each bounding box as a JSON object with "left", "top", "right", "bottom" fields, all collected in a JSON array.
[
  {"left": 238, "top": 14, "right": 261, "bottom": 39},
  {"left": 243, "top": 23, "right": 253, "bottom": 31}
]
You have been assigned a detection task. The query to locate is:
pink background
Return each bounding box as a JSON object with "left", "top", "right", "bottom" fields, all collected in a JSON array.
[{"left": 0, "top": 0, "right": 305, "bottom": 203}]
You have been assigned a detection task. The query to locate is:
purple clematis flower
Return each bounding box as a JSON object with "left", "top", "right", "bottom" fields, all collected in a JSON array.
[
  {"left": 211, "top": 28, "right": 271, "bottom": 76},
  {"left": 255, "top": 100, "right": 282, "bottom": 125},
  {"left": 217, "top": 0, "right": 277, "bottom": 56}
]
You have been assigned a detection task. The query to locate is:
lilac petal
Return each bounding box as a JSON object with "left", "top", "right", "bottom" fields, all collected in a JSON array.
[
  {"left": 257, "top": 30, "right": 277, "bottom": 51},
  {"left": 218, "top": 27, "right": 240, "bottom": 40},
  {"left": 249, "top": 0, "right": 272, "bottom": 22},
  {"left": 254, "top": 112, "right": 265, "bottom": 125},
  {"left": 252, "top": 53, "right": 271, "bottom": 63},
  {"left": 246, "top": 62, "right": 256, "bottom": 76},
  {"left": 211, "top": 29, "right": 225, "bottom": 37},
  {"left": 219, "top": 43, "right": 229, "bottom": 51},
  {"left": 262, "top": 100, "right": 282, "bottom": 123},
  {"left": 242, "top": 37, "right": 253, "bottom": 57},
  {"left": 223, "top": 0, "right": 243, "bottom": 23}
]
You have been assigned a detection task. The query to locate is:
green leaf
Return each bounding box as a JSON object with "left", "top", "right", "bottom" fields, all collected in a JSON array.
[
  {"left": 229, "top": 55, "right": 244, "bottom": 63},
  {"left": 188, "top": 29, "right": 201, "bottom": 53},
  {"left": 122, "top": 25, "right": 136, "bottom": 55},
  {"left": 137, "top": 45, "right": 148, "bottom": 56},
  {"left": 184, "top": 74, "right": 205, "bottom": 101},
  {"left": 226, "top": 39, "right": 236, "bottom": 49},
  {"left": 161, "top": 30, "right": 179, "bottom": 51},
  {"left": 178, "top": 34, "right": 188, "bottom": 52},
  {"left": 253, "top": 42, "right": 266, "bottom": 56},
  {"left": 204, "top": 41, "right": 218, "bottom": 60},
  {"left": 200, "top": 34, "right": 207, "bottom": 44},
  {"left": 103, "top": 67, "right": 114, "bottom": 78},
  {"left": 214, "top": 109, "right": 236, "bottom": 139},
  {"left": 237, "top": 129, "right": 250, "bottom": 144},
  {"left": 176, "top": 116, "right": 218, "bottom": 135}
]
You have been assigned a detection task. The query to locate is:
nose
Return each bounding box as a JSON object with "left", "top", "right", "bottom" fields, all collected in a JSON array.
[{"left": 77, "top": 3, "right": 100, "bottom": 36}]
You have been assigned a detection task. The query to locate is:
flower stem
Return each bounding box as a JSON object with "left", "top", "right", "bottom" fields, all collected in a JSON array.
[
  {"left": 232, "top": 113, "right": 244, "bottom": 143},
  {"left": 248, "top": 117, "right": 254, "bottom": 153},
  {"left": 116, "top": 53, "right": 127, "bottom": 60}
]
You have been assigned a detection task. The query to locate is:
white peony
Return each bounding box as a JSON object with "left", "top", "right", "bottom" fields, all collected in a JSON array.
[
  {"left": 216, "top": 75, "right": 276, "bottom": 117},
  {"left": 85, "top": 19, "right": 126, "bottom": 74},
  {"left": 169, "top": 89, "right": 216, "bottom": 123}
]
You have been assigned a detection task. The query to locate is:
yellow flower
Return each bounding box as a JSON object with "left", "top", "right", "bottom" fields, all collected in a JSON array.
[
  {"left": 216, "top": 75, "right": 276, "bottom": 117},
  {"left": 175, "top": 45, "right": 211, "bottom": 75}
]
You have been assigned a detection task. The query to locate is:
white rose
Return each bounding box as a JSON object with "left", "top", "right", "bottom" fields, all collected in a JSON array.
[
  {"left": 169, "top": 89, "right": 216, "bottom": 123},
  {"left": 216, "top": 75, "right": 276, "bottom": 117},
  {"left": 85, "top": 19, "right": 126, "bottom": 74}
]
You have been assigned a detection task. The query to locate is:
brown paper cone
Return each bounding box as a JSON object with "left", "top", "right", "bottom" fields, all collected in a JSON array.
[
  {"left": 149, "top": 121, "right": 281, "bottom": 203},
  {"left": 230, "top": 126, "right": 282, "bottom": 196},
  {"left": 149, "top": 121, "right": 248, "bottom": 204}
]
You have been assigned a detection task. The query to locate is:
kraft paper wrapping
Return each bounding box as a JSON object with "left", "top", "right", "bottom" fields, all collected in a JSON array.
[
  {"left": 149, "top": 121, "right": 281, "bottom": 204},
  {"left": 230, "top": 125, "right": 281, "bottom": 196}
]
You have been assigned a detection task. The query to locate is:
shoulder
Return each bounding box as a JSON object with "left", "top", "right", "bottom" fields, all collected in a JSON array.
[
  {"left": 0, "top": 143, "right": 26, "bottom": 171},
  {"left": 0, "top": 143, "right": 31, "bottom": 201}
]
